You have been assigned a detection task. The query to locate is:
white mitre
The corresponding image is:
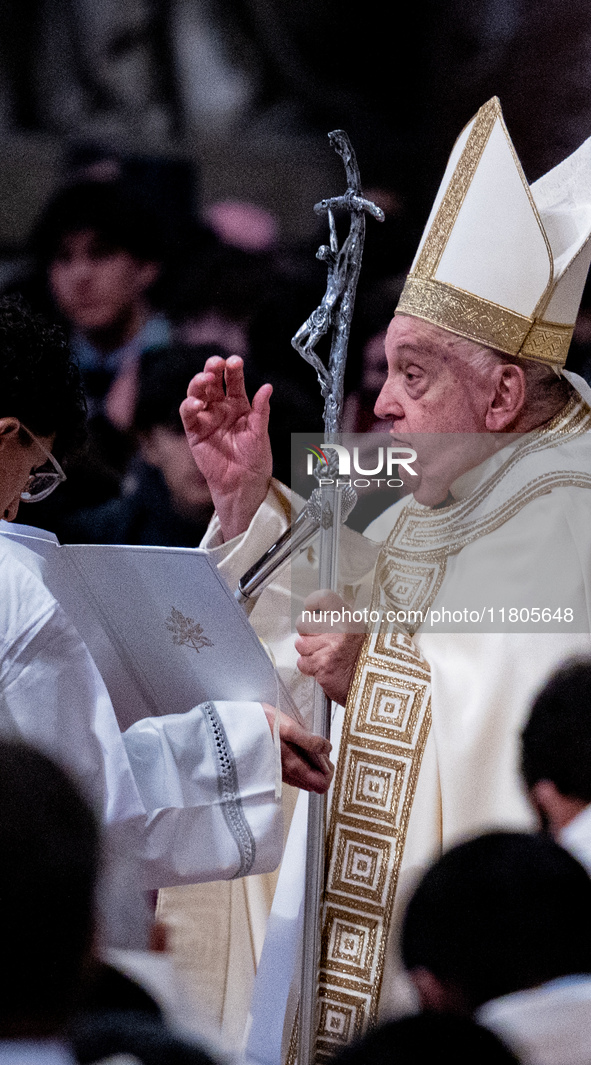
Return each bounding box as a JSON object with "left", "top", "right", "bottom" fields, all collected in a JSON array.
[{"left": 396, "top": 96, "right": 591, "bottom": 374}]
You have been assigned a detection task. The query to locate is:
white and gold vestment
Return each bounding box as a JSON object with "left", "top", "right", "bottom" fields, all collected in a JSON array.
[
  {"left": 239, "top": 396, "right": 591, "bottom": 1064},
  {"left": 158, "top": 396, "right": 591, "bottom": 1059},
  {"left": 162, "top": 95, "right": 591, "bottom": 1057}
]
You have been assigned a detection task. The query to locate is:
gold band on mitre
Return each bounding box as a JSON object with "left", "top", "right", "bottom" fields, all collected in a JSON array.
[{"left": 396, "top": 275, "right": 573, "bottom": 368}]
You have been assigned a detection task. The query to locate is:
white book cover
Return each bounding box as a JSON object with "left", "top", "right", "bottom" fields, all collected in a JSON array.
[{"left": 2, "top": 523, "right": 299, "bottom": 731}]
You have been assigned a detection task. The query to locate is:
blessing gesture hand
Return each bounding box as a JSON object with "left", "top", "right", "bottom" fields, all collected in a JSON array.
[{"left": 180, "top": 355, "right": 273, "bottom": 540}]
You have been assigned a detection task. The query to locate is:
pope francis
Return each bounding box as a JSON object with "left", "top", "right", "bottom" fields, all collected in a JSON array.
[{"left": 176, "top": 96, "right": 591, "bottom": 1061}]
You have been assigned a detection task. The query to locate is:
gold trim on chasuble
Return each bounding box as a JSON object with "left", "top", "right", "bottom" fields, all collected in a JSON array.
[
  {"left": 288, "top": 396, "right": 591, "bottom": 1065},
  {"left": 287, "top": 632, "right": 432, "bottom": 1065}
]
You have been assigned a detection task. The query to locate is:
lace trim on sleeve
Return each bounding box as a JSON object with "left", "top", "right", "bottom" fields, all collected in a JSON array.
[{"left": 201, "top": 701, "right": 256, "bottom": 877}]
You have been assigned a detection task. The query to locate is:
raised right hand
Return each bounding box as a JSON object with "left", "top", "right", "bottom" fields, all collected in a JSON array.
[{"left": 180, "top": 355, "right": 273, "bottom": 541}]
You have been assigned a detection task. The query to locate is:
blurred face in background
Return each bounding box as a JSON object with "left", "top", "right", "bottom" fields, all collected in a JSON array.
[
  {"left": 49, "top": 229, "right": 159, "bottom": 337},
  {"left": 140, "top": 426, "right": 213, "bottom": 520}
]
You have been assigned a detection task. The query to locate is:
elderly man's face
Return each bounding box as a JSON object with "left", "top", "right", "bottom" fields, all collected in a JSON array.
[{"left": 374, "top": 315, "right": 499, "bottom": 505}]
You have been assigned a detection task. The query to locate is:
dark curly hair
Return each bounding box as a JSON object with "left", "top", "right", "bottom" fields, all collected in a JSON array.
[
  {"left": 32, "top": 179, "right": 167, "bottom": 266},
  {"left": 0, "top": 295, "right": 86, "bottom": 459}
]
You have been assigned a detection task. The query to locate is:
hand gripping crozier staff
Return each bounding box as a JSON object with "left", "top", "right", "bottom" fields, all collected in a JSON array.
[{"left": 180, "top": 97, "right": 591, "bottom": 1063}]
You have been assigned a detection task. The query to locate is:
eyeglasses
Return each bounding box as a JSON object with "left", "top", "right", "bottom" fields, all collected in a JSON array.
[{"left": 19, "top": 423, "right": 67, "bottom": 503}]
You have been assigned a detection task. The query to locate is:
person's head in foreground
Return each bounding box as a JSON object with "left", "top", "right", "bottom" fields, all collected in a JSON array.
[
  {"left": 0, "top": 295, "right": 86, "bottom": 522},
  {"left": 371, "top": 96, "right": 591, "bottom": 505},
  {"left": 522, "top": 658, "right": 591, "bottom": 836},
  {"left": 0, "top": 739, "right": 100, "bottom": 1037},
  {"left": 32, "top": 180, "right": 164, "bottom": 350},
  {"left": 401, "top": 831, "right": 591, "bottom": 1014},
  {"left": 334, "top": 1013, "right": 519, "bottom": 1065}
]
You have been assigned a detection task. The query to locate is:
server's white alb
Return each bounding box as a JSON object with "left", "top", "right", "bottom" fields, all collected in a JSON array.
[{"left": 0, "top": 523, "right": 282, "bottom": 889}]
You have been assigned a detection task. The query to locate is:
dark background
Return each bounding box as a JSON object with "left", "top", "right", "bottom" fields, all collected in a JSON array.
[
  {"left": 1, "top": 0, "right": 590, "bottom": 259},
  {"left": 4, "top": 0, "right": 591, "bottom": 539}
]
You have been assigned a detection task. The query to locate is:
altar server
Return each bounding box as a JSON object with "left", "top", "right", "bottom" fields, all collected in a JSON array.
[{"left": 0, "top": 295, "right": 332, "bottom": 906}]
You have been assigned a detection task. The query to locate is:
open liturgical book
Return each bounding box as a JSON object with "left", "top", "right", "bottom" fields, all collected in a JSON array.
[{"left": 3, "top": 523, "right": 299, "bottom": 731}]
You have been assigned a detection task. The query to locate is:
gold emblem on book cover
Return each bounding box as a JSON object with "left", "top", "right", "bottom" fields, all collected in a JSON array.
[{"left": 166, "top": 607, "right": 213, "bottom": 653}]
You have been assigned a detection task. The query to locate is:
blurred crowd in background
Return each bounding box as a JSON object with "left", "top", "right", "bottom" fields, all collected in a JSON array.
[
  {"left": 2, "top": 0, "right": 591, "bottom": 546},
  {"left": 5, "top": 7, "right": 591, "bottom": 1065}
]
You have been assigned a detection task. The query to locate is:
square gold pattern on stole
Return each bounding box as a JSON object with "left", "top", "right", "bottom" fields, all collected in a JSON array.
[
  {"left": 354, "top": 672, "right": 427, "bottom": 742},
  {"left": 380, "top": 568, "right": 425, "bottom": 607},
  {"left": 328, "top": 828, "right": 391, "bottom": 904},
  {"left": 377, "top": 558, "right": 439, "bottom": 612},
  {"left": 317, "top": 988, "right": 370, "bottom": 1054},
  {"left": 340, "top": 748, "right": 405, "bottom": 826},
  {"left": 323, "top": 907, "right": 379, "bottom": 981}
]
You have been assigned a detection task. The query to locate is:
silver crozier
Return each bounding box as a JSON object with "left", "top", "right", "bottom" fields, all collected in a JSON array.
[
  {"left": 235, "top": 129, "right": 383, "bottom": 1064},
  {"left": 281, "top": 130, "right": 385, "bottom": 1065}
]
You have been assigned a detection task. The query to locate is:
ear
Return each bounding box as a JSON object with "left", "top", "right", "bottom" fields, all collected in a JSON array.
[
  {"left": 409, "top": 967, "right": 469, "bottom": 1014},
  {"left": 484, "top": 363, "right": 526, "bottom": 431},
  {"left": 530, "top": 779, "right": 588, "bottom": 836},
  {"left": 0, "top": 417, "right": 22, "bottom": 448}
]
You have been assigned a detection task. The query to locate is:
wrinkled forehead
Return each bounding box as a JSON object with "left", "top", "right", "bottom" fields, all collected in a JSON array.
[{"left": 386, "top": 314, "right": 457, "bottom": 364}]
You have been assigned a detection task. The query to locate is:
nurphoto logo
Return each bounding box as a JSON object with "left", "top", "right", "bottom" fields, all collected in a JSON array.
[{"left": 306, "top": 442, "right": 418, "bottom": 489}]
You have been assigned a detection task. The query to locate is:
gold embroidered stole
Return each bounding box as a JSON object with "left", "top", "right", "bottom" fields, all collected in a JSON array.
[
  {"left": 314, "top": 630, "right": 431, "bottom": 1062},
  {"left": 290, "top": 396, "right": 591, "bottom": 1064}
]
